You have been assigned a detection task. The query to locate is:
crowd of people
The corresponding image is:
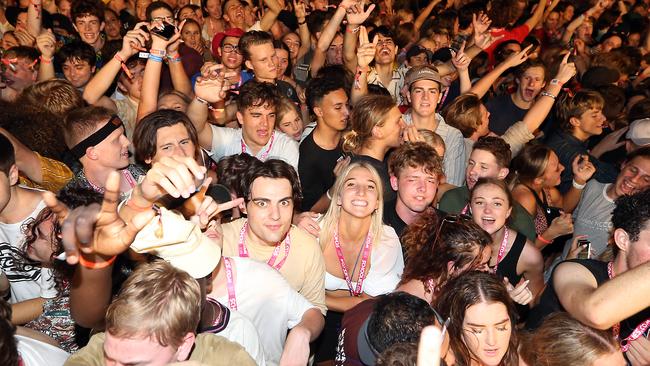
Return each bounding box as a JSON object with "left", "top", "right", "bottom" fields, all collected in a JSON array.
[{"left": 0, "top": 0, "right": 649, "bottom": 364}]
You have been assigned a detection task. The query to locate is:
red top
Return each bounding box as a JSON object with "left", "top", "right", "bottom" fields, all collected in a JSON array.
[{"left": 485, "top": 24, "right": 531, "bottom": 65}]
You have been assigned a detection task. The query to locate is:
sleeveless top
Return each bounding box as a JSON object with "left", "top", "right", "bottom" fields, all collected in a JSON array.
[
  {"left": 495, "top": 231, "right": 527, "bottom": 286},
  {"left": 522, "top": 185, "right": 557, "bottom": 235}
]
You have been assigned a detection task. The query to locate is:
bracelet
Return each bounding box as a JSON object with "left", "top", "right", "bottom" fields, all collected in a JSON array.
[
  {"left": 195, "top": 96, "right": 210, "bottom": 105},
  {"left": 356, "top": 65, "right": 370, "bottom": 74},
  {"left": 347, "top": 26, "right": 360, "bottom": 33},
  {"left": 166, "top": 53, "right": 181, "bottom": 63},
  {"left": 113, "top": 53, "right": 133, "bottom": 79},
  {"left": 298, "top": 19, "right": 306, "bottom": 25},
  {"left": 537, "top": 234, "right": 553, "bottom": 244},
  {"left": 78, "top": 254, "right": 117, "bottom": 270},
  {"left": 39, "top": 55, "right": 52, "bottom": 64},
  {"left": 572, "top": 179, "right": 586, "bottom": 190},
  {"left": 148, "top": 54, "right": 164, "bottom": 62},
  {"left": 540, "top": 91, "right": 556, "bottom": 99},
  {"left": 326, "top": 189, "right": 332, "bottom": 200},
  {"left": 195, "top": 96, "right": 220, "bottom": 111},
  {"left": 149, "top": 48, "right": 166, "bottom": 57}
]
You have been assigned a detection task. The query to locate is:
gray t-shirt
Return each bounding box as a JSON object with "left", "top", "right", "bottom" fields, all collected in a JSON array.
[{"left": 562, "top": 180, "right": 615, "bottom": 259}]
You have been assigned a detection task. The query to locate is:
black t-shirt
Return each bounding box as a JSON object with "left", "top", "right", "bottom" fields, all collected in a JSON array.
[
  {"left": 298, "top": 131, "right": 344, "bottom": 211},
  {"left": 276, "top": 79, "right": 300, "bottom": 104},
  {"left": 383, "top": 199, "right": 407, "bottom": 239},
  {"left": 486, "top": 94, "right": 527, "bottom": 135}
]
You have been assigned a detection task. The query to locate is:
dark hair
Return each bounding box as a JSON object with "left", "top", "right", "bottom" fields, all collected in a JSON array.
[
  {"left": 306, "top": 9, "right": 332, "bottom": 36},
  {"left": 305, "top": 76, "right": 346, "bottom": 115},
  {"left": 273, "top": 40, "right": 293, "bottom": 77},
  {"left": 369, "top": 25, "right": 394, "bottom": 42},
  {"left": 314, "top": 64, "right": 354, "bottom": 93},
  {"left": 71, "top": 0, "right": 105, "bottom": 23},
  {"left": 216, "top": 153, "right": 262, "bottom": 198},
  {"left": 55, "top": 40, "right": 97, "bottom": 68},
  {"left": 625, "top": 146, "right": 650, "bottom": 165},
  {"left": 238, "top": 30, "right": 273, "bottom": 61},
  {"left": 388, "top": 141, "right": 443, "bottom": 179},
  {"left": 434, "top": 271, "right": 519, "bottom": 366},
  {"left": 514, "top": 59, "right": 548, "bottom": 82},
  {"left": 471, "top": 177, "right": 514, "bottom": 209},
  {"left": 628, "top": 99, "right": 650, "bottom": 122},
  {"left": 376, "top": 342, "right": 418, "bottom": 366},
  {"left": 486, "top": 0, "right": 520, "bottom": 28},
  {"left": 458, "top": 2, "right": 486, "bottom": 30},
  {"left": 4, "top": 46, "right": 39, "bottom": 63},
  {"left": 0, "top": 299, "right": 18, "bottom": 366},
  {"left": 400, "top": 212, "right": 492, "bottom": 297},
  {"left": 556, "top": 90, "right": 604, "bottom": 132},
  {"left": 612, "top": 189, "right": 650, "bottom": 244},
  {"left": 145, "top": 1, "right": 173, "bottom": 21},
  {"left": 132, "top": 110, "right": 200, "bottom": 167},
  {"left": 0, "top": 134, "right": 16, "bottom": 176},
  {"left": 368, "top": 292, "right": 437, "bottom": 354},
  {"left": 63, "top": 105, "right": 114, "bottom": 148},
  {"left": 243, "top": 159, "right": 302, "bottom": 206},
  {"left": 237, "top": 81, "right": 280, "bottom": 113},
  {"left": 472, "top": 136, "right": 512, "bottom": 168}
]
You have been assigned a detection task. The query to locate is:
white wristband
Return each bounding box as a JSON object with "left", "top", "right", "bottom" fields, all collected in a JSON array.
[
  {"left": 572, "top": 179, "right": 586, "bottom": 190},
  {"left": 326, "top": 189, "right": 332, "bottom": 200}
]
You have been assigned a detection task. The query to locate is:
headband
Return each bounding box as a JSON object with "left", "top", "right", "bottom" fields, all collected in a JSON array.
[{"left": 70, "top": 115, "right": 124, "bottom": 160}]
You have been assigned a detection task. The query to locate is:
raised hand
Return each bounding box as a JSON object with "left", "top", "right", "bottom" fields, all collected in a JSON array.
[
  {"left": 504, "top": 44, "right": 532, "bottom": 68},
  {"left": 35, "top": 29, "right": 56, "bottom": 59},
  {"left": 504, "top": 277, "right": 533, "bottom": 305},
  {"left": 14, "top": 29, "right": 36, "bottom": 47},
  {"left": 181, "top": 177, "right": 245, "bottom": 229},
  {"left": 43, "top": 171, "right": 155, "bottom": 265},
  {"left": 450, "top": 41, "right": 470, "bottom": 72},
  {"left": 554, "top": 51, "right": 577, "bottom": 84},
  {"left": 293, "top": 0, "right": 306, "bottom": 20},
  {"left": 194, "top": 66, "right": 233, "bottom": 104},
  {"left": 120, "top": 24, "right": 150, "bottom": 58},
  {"left": 140, "top": 156, "right": 207, "bottom": 202},
  {"left": 472, "top": 12, "right": 492, "bottom": 35},
  {"left": 571, "top": 154, "right": 596, "bottom": 185},
  {"left": 356, "top": 26, "right": 378, "bottom": 68},
  {"left": 346, "top": 2, "right": 376, "bottom": 26},
  {"left": 473, "top": 28, "right": 503, "bottom": 50}
]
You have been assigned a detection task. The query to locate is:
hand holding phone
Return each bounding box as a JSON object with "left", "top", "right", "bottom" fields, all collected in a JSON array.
[{"left": 577, "top": 239, "right": 591, "bottom": 259}]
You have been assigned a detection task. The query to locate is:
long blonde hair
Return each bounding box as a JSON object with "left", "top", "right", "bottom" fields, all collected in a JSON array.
[{"left": 320, "top": 162, "right": 385, "bottom": 250}]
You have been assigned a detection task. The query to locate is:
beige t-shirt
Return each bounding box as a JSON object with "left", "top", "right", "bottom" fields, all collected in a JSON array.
[{"left": 221, "top": 218, "right": 327, "bottom": 315}]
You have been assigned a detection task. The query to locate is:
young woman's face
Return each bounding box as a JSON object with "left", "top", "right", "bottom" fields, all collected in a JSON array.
[
  {"left": 337, "top": 167, "right": 379, "bottom": 219},
  {"left": 462, "top": 301, "right": 512, "bottom": 366},
  {"left": 277, "top": 108, "right": 303, "bottom": 141},
  {"left": 541, "top": 151, "right": 564, "bottom": 187},
  {"left": 282, "top": 33, "right": 300, "bottom": 60},
  {"left": 470, "top": 183, "right": 512, "bottom": 235},
  {"left": 26, "top": 216, "right": 57, "bottom": 263},
  {"left": 275, "top": 47, "right": 290, "bottom": 78}
]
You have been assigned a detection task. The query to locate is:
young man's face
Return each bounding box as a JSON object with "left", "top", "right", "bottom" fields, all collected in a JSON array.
[
  {"left": 118, "top": 62, "right": 145, "bottom": 100},
  {"left": 223, "top": 0, "right": 245, "bottom": 27},
  {"left": 465, "top": 149, "right": 507, "bottom": 189},
  {"left": 374, "top": 34, "right": 397, "bottom": 65},
  {"left": 516, "top": 66, "right": 545, "bottom": 103},
  {"left": 104, "top": 11, "right": 122, "bottom": 39},
  {"left": 315, "top": 88, "right": 349, "bottom": 132},
  {"left": 62, "top": 58, "right": 95, "bottom": 89},
  {"left": 74, "top": 15, "right": 104, "bottom": 46},
  {"left": 89, "top": 124, "right": 130, "bottom": 170},
  {"left": 378, "top": 107, "right": 406, "bottom": 148},
  {"left": 407, "top": 53, "right": 428, "bottom": 67},
  {"left": 104, "top": 332, "right": 193, "bottom": 365},
  {"left": 245, "top": 177, "right": 294, "bottom": 245},
  {"left": 310, "top": 0, "right": 329, "bottom": 11},
  {"left": 613, "top": 157, "right": 650, "bottom": 198},
  {"left": 150, "top": 8, "right": 175, "bottom": 25},
  {"left": 325, "top": 34, "right": 343, "bottom": 65},
  {"left": 136, "top": 0, "right": 153, "bottom": 21},
  {"left": 2, "top": 57, "right": 37, "bottom": 91},
  {"left": 408, "top": 79, "right": 440, "bottom": 118},
  {"left": 218, "top": 36, "right": 243, "bottom": 69},
  {"left": 391, "top": 166, "right": 439, "bottom": 214},
  {"left": 573, "top": 107, "right": 606, "bottom": 137},
  {"left": 245, "top": 42, "right": 278, "bottom": 82},
  {"left": 149, "top": 123, "right": 197, "bottom": 164},
  {"left": 237, "top": 102, "right": 276, "bottom": 148}
]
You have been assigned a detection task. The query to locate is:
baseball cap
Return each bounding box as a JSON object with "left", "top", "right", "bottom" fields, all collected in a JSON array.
[
  {"left": 404, "top": 65, "right": 442, "bottom": 90},
  {"left": 627, "top": 118, "right": 650, "bottom": 146},
  {"left": 130, "top": 207, "right": 221, "bottom": 279},
  {"left": 211, "top": 27, "right": 245, "bottom": 58}
]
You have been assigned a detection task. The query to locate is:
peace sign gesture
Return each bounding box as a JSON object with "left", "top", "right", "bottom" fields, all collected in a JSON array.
[
  {"left": 43, "top": 171, "right": 156, "bottom": 266},
  {"left": 356, "top": 26, "right": 378, "bottom": 68}
]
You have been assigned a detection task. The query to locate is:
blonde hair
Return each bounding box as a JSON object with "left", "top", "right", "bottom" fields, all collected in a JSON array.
[
  {"left": 342, "top": 95, "right": 396, "bottom": 153},
  {"left": 275, "top": 96, "right": 301, "bottom": 130},
  {"left": 105, "top": 260, "right": 201, "bottom": 348},
  {"left": 320, "top": 162, "right": 385, "bottom": 251},
  {"left": 18, "top": 79, "right": 84, "bottom": 118}
]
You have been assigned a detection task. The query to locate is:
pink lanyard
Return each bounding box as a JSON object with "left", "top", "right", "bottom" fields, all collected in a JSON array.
[
  {"left": 333, "top": 230, "right": 373, "bottom": 297},
  {"left": 460, "top": 204, "right": 470, "bottom": 215},
  {"left": 241, "top": 131, "right": 276, "bottom": 161},
  {"left": 87, "top": 169, "right": 136, "bottom": 193},
  {"left": 608, "top": 262, "right": 650, "bottom": 352},
  {"left": 223, "top": 257, "right": 238, "bottom": 311},
  {"left": 491, "top": 228, "right": 510, "bottom": 274},
  {"left": 237, "top": 221, "right": 291, "bottom": 271}
]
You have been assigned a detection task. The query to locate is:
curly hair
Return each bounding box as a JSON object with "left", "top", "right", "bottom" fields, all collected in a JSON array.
[
  {"left": 388, "top": 141, "right": 443, "bottom": 179},
  {"left": 0, "top": 299, "right": 18, "bottom": 366},
  {"left": 612, "top": 189, "right": 650, "bottom": 248},
  {"left": 399, "top": 211, "right": 492, "bottom": 297},
  {"left": 434, "top": 271, "right": 519, "bottom": 366}
]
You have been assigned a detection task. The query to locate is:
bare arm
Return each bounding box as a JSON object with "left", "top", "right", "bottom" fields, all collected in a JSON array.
[
  {"left": 524, "top": 0, "right": 547, "bottom": 31},
  {"left": 326, "top": 293, "right": 371, "bottom": 312},
  {"left": 310, "top": 0, "right": 349, "bottom": 76},
  {"left": 187, "top": 66, "right": 233, "bottom": 149},
  {"left": 35, "top": 30, "right": 56, "bottom": 81},
  {"left": 259, "top": 0, "right": 282, "bottom": 32},
  {"left": 280, "top": 308, "right": 325, "bottom": 365},
  {"left": 350, "top": 27, "right": 375, "bottom": 104},
  {"left": 414, "top": 0, "right": 441, "bottom": 31},
  {"left": 11, "top": 298, "right": 45, "bottom": 325},
  {"left": 554, "top": 259, "right": 650, "bottom": 329},
  {"left": 467, "top": 45, "right": 531, "bottom": 98},
  {"left": 26, "top": 0, "right": 42, "bottom": 37},
  {"left": 294, "top": 0, "right": 311, "bottom": 60},
  {"left": 0, "top": 127, "right": 42, "bottom": 183}
]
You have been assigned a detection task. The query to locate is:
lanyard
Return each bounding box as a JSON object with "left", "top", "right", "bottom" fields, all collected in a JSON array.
[
  {"left": 491, "top": 228, "right": 510, "bottom": 274},
  {"left": 237, "top": 221, "right": 291, "bottom": 271},
  {"left": 607, "top": 261, "right": 650, "bottom": 352},
  {"left": 460, "top": 204, "right": 470, "bottom": 215},
  {"left": 223, "top": 257, "right": 238, "bottom": 311},
  {"left": 241, "top": 130, "right": 276, "bottom": 161},
  {"left": 333, "top": 229, "right": 373, "bottom": 297},
  {"left": 86, "top": 169, "right": 137, "bottom": 193}
]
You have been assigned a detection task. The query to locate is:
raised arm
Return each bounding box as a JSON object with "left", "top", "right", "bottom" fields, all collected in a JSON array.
[
  {"left": 186, "top": 66, "right": 232, "bottom": 149},
  {"left": 294, "top": 0, "right": 311, "bottom": 60},
  {"left": 524, "top": 0, "right": 547, "bottom": 31},
  {"left": 35, "top": 30, "right": 56, "bottom": 81},
  {"left": 350, "top": 27, "right": 376, "bottom": 103},
  {"left": 451, "top": 42, "right": 471, "bottom": 93},
  {"left": 468, "top": 45, "right": 530, "bottom": 98},
  {"left": 26, "top": 0, "right": 42, "bottom": 37},
  {"left": 259, "top": 0, "right": 283, "bottom": 32},
  {"left": 83, "top": 26, "right": 149, "bottom": 108},
  {"left": 310, "top": 0, "right": 351, "bottom": 76},
  {"left": 554, "top": 258, "right": 650, "bottom": 330},
  {"left": 414, "top": 0, "right": 441, "bottom": 31}
]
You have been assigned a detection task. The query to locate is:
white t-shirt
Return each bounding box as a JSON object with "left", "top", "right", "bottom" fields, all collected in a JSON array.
[
  {"left": 323, "top": 225, "right": 404, "bottom": 296},
  {"left": 0, "top": 199, "right": 57, "bottom": 303},
  {"left": 208, "top": 126, "right": 300, "bottom": 170},
  {"left": 213, "top": 306, "right": 267, "bottom": 366},
  {"left": 212, "top": 257, "right": 315, "bottom": 366},
  {"left": 16, "top": 335, "right": 70, "bottom": 366}
]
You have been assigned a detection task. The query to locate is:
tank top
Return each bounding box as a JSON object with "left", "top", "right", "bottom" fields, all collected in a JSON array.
[{"left": 495, "top": 231, "right": 527, "bottom": 286}]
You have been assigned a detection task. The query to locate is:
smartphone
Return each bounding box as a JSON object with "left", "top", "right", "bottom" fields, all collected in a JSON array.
[
  {"left": 577, "top": 239, "right": 591, "bottom": 260},
  {"left": 151, "top": 21, "right": 176, "bottom": 41}
]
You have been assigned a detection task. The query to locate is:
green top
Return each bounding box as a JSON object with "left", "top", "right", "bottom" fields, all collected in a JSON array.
[{"left": 439, "top": 186, "right": 537, "bottom": 241}]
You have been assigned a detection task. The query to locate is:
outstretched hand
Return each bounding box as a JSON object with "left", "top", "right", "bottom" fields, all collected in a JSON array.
[{"left": 43, "top": 171, "right": 155, "bottom": 265}]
